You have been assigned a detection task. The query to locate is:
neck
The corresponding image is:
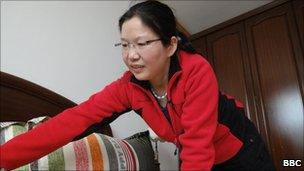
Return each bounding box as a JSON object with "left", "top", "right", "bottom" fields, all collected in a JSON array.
[{"left": 150, "top": 60, "right": 170, "bottom": 93}]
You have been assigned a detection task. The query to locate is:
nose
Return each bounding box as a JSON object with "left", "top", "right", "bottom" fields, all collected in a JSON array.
[{"left": 127, "top": 45, "right": 140, "bottom": 61}]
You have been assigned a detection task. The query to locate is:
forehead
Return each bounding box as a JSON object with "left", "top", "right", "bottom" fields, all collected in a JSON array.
[{"left": 120, "top": 16, "right": 158, "bottom": 40}]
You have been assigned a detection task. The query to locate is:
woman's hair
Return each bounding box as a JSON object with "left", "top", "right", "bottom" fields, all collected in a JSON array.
[{"left": 118, "top": 0, "right": 196, "bottom": 54}]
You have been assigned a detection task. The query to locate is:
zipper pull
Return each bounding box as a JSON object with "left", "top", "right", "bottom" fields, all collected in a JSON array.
[{"left": 174, "top": 147, "right": 178, "bottom": 155}]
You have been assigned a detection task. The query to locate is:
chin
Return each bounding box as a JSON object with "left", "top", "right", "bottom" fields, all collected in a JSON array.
[{"left": 133, "top": 72, "right": 149, "bottom": 81}]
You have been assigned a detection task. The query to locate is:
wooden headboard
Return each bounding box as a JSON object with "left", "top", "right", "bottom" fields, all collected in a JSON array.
[{"left": 0, "top": 71, "right": 112, "bottom": 136}]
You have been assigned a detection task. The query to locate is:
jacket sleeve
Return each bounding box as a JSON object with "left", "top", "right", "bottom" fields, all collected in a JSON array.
[
  {"left": 179, "top": 59, "right": 219, "bottom": 171},
  {"left": 0, "top": 74, "right": 132, "bottom": 170}
]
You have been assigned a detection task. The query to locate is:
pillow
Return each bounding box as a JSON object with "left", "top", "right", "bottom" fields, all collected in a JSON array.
[{"left": 1, "top": 117, "right": 158, "bottom": 171}]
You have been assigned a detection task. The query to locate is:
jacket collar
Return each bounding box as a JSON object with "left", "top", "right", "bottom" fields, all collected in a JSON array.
[{"left": 130, "top": 52, "right": 182, "bottom": 90}]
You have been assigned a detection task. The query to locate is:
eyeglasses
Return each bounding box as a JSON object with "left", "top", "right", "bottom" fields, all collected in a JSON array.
[{"left": 114, "top": 38, "right": 162, "bottom": 53}]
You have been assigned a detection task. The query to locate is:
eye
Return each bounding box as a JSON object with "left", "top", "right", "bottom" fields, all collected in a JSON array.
[
  {"left": 121, "top": 43, "right": 128, "bottom": 47},
  {"left": 137, "top": 42, "right": 148, "bottom": 47}
]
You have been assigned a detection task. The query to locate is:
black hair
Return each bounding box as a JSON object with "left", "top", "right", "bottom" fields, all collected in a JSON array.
[{"left": 118, "top": 0, "right": 196, "bottom": 54}]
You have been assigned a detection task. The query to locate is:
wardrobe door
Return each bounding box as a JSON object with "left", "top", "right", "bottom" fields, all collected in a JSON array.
[
  {"left": 191, "top": 37, "right": 212, "bottom": 65},
  {"left": 245, "top": 3, "right": 303, "bottom": 170},
  {"left": 293, "top": 0, "right": 304, "bottom": 51},
  {"left": 205, "top": 23, "right": 258, "bottom": 125}
]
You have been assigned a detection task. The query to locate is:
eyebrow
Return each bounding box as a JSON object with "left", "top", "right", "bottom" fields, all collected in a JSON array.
[
  {"left": 120, "top": 38, "right": 128, "bottom": 41},
  {"left": 120, "top": 36, "right": 147, "bottom": 42}
]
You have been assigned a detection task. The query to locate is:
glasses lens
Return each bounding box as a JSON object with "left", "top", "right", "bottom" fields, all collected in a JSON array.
[{"left": 115, "top": 38, "right": 161, "bottom": 54}]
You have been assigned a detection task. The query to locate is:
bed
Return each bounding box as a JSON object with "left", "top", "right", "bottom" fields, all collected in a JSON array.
[
  {"left": 0, "top": 71, "right": 160, "bottom": 170},
  {"left": 0, "top": 71, "right": 112, "bottom": 135}
]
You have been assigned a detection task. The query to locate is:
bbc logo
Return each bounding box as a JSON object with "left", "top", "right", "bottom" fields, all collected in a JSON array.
[{"left": 282, "top": 159, "right": 302, "bottom": 167}]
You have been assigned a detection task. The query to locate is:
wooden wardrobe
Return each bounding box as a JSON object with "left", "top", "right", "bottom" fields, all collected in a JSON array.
[{"left": 189, "top": 0, "right": 303, "bottom": 170}]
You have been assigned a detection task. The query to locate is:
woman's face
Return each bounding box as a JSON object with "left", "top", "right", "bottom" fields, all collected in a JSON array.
[{"left": 120, "top": 16, "right": 174, "bottom": 82}]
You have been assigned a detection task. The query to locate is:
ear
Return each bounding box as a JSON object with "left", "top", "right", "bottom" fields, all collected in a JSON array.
[{"left": 166, "top": 36, "right": 178, "bottom": 58}]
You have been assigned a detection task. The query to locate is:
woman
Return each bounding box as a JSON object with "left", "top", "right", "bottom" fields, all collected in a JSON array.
[{"left": 0, "top": 1, "right": 275, "bottom": 170}]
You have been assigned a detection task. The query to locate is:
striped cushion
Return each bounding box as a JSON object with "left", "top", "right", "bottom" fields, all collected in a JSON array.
[{"left": 1, "top": 118, "right": 156, "bottom": 171}]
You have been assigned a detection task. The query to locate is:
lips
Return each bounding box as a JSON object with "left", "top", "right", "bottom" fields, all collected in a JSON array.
[{"left": 130, "top": 64, "right": 145, "bottom": 73}]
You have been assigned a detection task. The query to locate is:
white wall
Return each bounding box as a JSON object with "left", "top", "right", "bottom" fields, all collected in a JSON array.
[{"left": 0, "top": 1, "right": 178, "bottom": 170}]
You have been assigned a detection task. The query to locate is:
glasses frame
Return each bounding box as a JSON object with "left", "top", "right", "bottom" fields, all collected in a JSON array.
[{"left": 114, "top": 38, "right": 162, "bottom": 53}]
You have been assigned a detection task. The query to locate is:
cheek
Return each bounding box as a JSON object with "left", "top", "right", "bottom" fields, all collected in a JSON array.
[
  {"left": 142, "top": 52, "right": 160, "bottom": 64},
  {"left": 141, "top": 57, "right": 155, "bottom": 71},
  {"left": 144, "top": 53, "right": 164, "bottom": 70}
]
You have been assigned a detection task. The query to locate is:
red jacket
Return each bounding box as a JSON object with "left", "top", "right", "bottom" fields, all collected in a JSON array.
[{"left": 0, "top": 51, "right": 243, "bottom": 170}]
